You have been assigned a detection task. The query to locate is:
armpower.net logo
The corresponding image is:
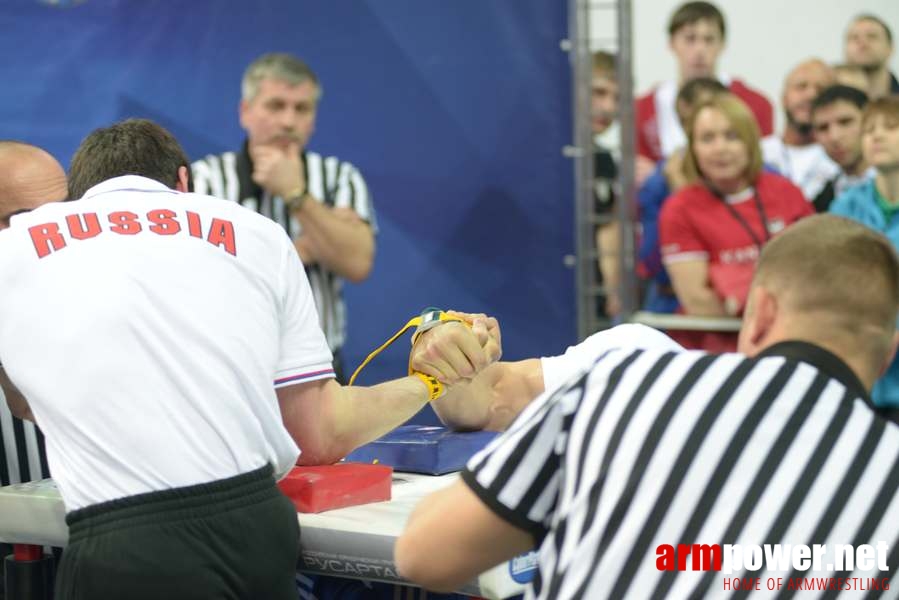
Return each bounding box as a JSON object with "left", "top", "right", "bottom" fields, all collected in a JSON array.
[{"left": 656, "top": 543, "right": 891, "bottom": 592}]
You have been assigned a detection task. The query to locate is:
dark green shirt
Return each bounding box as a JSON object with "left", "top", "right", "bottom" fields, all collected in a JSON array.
[{"left": 874, "top": 183, "right": 899, "bottom": 222}]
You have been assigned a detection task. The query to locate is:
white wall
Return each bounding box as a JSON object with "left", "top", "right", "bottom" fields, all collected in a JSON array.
[{"left": 590, "top": 0, "right": 899, "bottom": 132}]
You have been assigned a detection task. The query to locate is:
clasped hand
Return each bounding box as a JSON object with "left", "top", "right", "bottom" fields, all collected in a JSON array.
[
  {"left": 249, "top": 141, "right": 304, "bottom": 199},
  {"left": 409, "top": 311, "right": 502, "bottom": 386}
]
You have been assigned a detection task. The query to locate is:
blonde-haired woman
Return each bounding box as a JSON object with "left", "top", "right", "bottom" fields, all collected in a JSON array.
[{"left": 659, "top": 94, "right": 813, "bottom": 350}]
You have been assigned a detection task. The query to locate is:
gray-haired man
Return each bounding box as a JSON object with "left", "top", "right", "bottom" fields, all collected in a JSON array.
[{"left": 192, "top": 53, "right": 377, "bottom": 381}]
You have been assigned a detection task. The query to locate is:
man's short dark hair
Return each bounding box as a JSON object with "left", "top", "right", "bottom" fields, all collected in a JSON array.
[
  {"left": 852, "top": 13, "right": 893, "bottom": 45},
  {"left": 677, "top": 77, "right": 728, "bottom": 106},
  {"left": 668, "top": 1, "right": 726, "bottom": 39},
  {"left": 68, "top": 119, "right": 191, "bottom": 200},
  {"left": 592, "top": 50, "right": 616, "bottom": 78},
  {"left": 811, "top": 85, "right": 869, "bottom": 116}
]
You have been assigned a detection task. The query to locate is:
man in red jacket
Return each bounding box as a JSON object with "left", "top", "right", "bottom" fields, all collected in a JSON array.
[{"left": 635, "top": 2, "right": 773, "bottom": 168}]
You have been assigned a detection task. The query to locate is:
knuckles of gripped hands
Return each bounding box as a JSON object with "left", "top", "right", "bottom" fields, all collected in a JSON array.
[
  {"left": 411, "top": 325, "right": 489, "bottom": 384},
  {"left": 471, "top": 318, "right": 502, "bottom": 363}
]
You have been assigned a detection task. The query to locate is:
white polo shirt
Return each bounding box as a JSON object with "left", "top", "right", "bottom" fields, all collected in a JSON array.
[
  {"left": 541, "top": 324, "right": 684, "bottom": 393},
  {"left": 0, "top": 176, "right": 334, "bottom": 511}
]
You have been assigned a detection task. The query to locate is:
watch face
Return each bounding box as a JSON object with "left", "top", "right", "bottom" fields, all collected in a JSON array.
[
  {"left": 421, "top": 310, "right": 442, "bottom": 326},
  {"left": 416, "top": 309, "right": 445, "bottom": 334}
]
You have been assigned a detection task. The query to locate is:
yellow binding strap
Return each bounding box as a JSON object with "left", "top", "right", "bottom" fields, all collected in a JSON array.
[{"left": 347, "top": 308, "right": 468, "bottom": 401}]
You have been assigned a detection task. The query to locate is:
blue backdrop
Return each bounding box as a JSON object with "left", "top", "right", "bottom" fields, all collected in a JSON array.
[{"left": 1, "top": 0, "right": 575, "bottom": 423}]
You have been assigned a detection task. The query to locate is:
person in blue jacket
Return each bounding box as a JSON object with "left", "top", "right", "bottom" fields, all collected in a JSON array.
[{"left": 830, "top": 95, "right": 899, "bottom": 408}]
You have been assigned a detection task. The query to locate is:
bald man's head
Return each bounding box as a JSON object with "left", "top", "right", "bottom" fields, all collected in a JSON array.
[
  {"left": 782, "top": 59, "right": 835, "bottom": 133},
  {"left": 0, "top": 141, "right": 67, "bottom": 229}
]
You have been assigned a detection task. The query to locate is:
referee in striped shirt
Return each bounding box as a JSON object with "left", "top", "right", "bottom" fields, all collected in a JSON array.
[
  {"left": 397, "top": 214, "right": 899, "bottom": 598},
  {"left": 0, "top": 141, "right": 65, "bottom": 597},
  {"left": 192, "top": 53, "right": 376, "bottom": 382},
  {"left": 1, "top": 390, "right": 50, "bottom": 487},
  {"left": 0, "top": 141, "right": 63, "bottom": 488},
  {"left": 1, "top": 389, "right": 52, "bottom": 599}
]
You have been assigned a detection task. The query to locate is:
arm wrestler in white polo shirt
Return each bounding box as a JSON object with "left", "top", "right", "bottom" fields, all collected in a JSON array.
[{"left": 0, "top": 119, "right": 499, "bottom": 600}]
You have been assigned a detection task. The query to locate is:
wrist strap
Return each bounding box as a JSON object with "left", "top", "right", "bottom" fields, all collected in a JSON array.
[
  {"left": 413, "top": 372, "right": 444, "bottom": 401},
  {"left": 347, "top": 308, "right": 467, "bottom": 401}
]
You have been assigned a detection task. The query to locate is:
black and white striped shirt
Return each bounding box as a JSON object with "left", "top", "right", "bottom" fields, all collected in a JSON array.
[
  {"left": 1, "top": 390, "right": 50, "bottom": 486},
  {"left": 464, "top": 341, "right": 899, "bottom": 599},
  {"left": 192, "top": 145, "right": 376, "bottom": 352}
]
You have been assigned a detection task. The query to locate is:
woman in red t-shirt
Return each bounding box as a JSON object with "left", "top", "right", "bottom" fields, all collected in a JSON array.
[{"left": 659, "top": 94, "right": 813, "bottom": 350}]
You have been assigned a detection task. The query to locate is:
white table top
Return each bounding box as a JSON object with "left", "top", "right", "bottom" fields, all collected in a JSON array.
[{"left": 0, "top": 473, "right": 531, "bottom": 599}]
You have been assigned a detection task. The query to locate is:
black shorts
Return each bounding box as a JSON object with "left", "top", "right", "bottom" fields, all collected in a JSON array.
[{"left": 55, "top": 464, "right": 299, "bottom": 600}]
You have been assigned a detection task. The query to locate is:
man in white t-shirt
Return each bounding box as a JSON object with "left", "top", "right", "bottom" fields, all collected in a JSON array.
[
  {"left": 427, "top": 321, "right": 683, "bottom": 432},
  {"left": 0, "top": 119, "right": 499, "bottom": 600},
  {"left": 761, "top": 59, "right": 840, "bottom": 201}
]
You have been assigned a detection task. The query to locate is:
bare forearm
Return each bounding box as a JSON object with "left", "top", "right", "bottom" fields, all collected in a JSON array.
[
  {"left": 596, "top": 220, "right": 625, "bottom": 315},
  {"left": 398, "top": 486, "right": 476, "bottom": 592},
  {"left": 679, "top": 286, "right": 728, "bottom": 316},
  {"left": 282, "top": 319, "right": 501, "bottom": 464},
  {"left": 667, "top": 260, "right": 728, "bottom": 317},
  {"left": 433, "top": 360, "right": 544, "bottom": 432},
  {"left": 294, "top": 200, "right": 374, "bottom": 281},
  {"left": 1, "top": 368, "right": 34, "bottom": 422},
  {"left": 597, "top": 222, "right": 620, "bottom": 292},
  {"left": 431, "top": 377, "right": 494, "bottom": 432},
  {"left": 396, "top": 480, "right": 535, "bottom": 592},
  {"left": 294, "top": 376, "right": 430, "bottom": 465}
]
